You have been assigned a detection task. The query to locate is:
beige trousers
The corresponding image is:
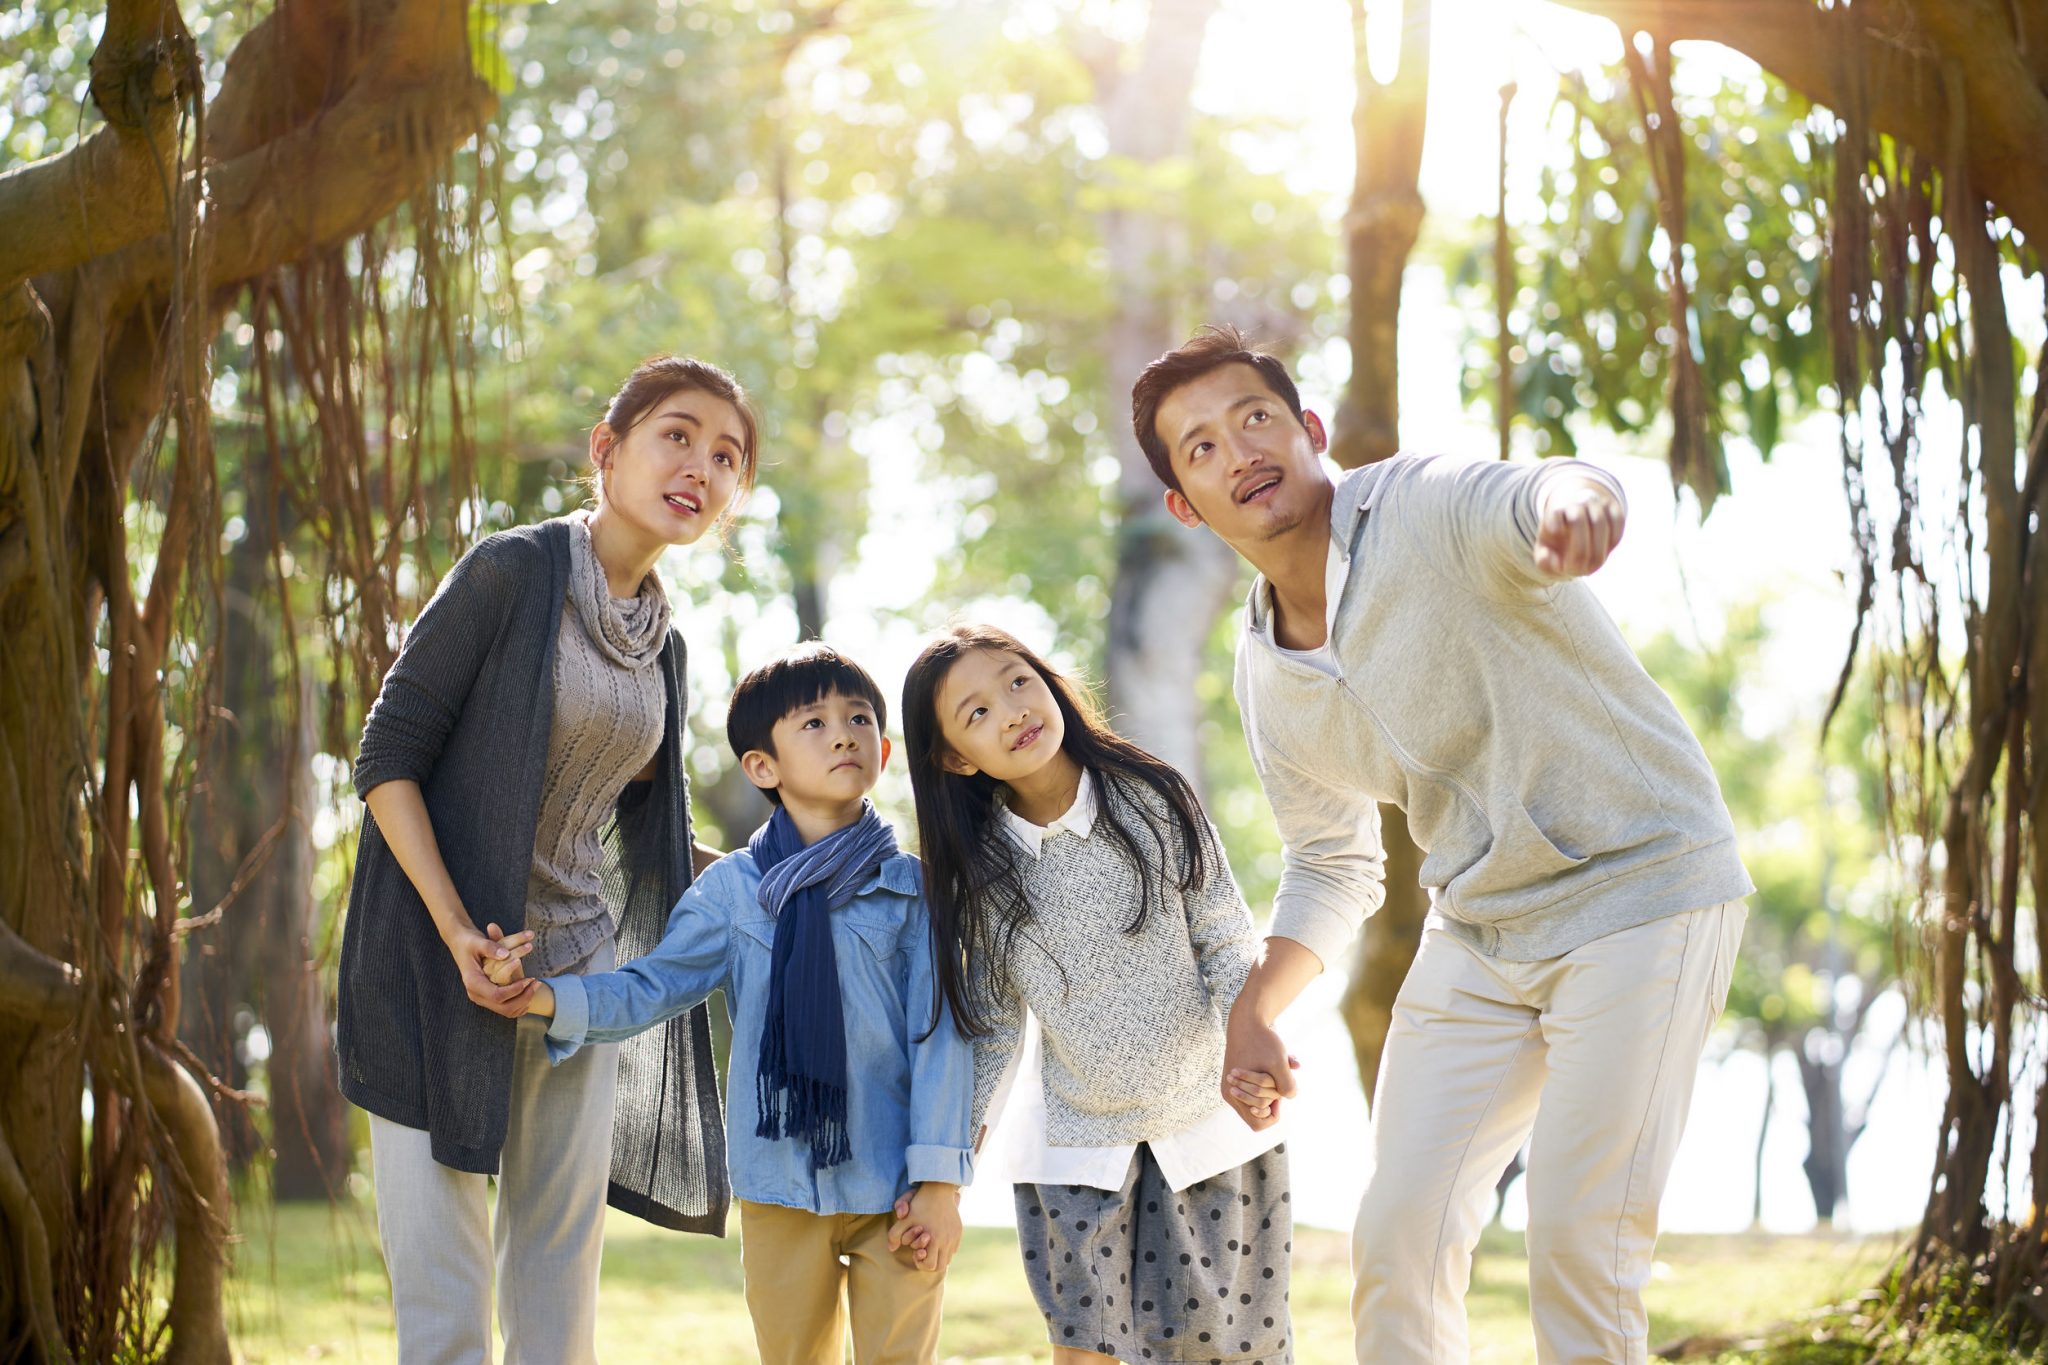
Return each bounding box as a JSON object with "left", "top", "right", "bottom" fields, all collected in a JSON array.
[
  {"left": 1351, "top": 901, "right": 1745, "bottom": 1365},
  {"left": 370, "top": 945, "right": 618, "bottom": 1365},
  {"left": 738, "top": 1198, "right": 948, "bottom": 1365}
]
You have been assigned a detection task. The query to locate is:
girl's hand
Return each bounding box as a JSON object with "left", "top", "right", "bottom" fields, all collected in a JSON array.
[
  {"left": 444, "top": 921, "right": 538, "bottom": 1016},
  {"left": 889, "top": 1191, "right": 934, "bottom": 1264},
  {"left": 898, "top": 1183, "right": 963, "bottom": 1274},
  {"left": 1226, "top": 1057, "right": 1300, "bottom": 1119}
]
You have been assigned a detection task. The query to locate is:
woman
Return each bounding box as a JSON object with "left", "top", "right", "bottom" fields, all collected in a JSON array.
[{"left": 336, "top": 355, "right": 755, "bottom": 1363}]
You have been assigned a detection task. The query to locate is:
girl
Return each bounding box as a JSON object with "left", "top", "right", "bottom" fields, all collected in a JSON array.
[
  {"left": 902, "top": 624, "right": 1294, "bottom": 1365},
  {"left": 337, "top": 355, "right": 752, "bottom": 1363}
]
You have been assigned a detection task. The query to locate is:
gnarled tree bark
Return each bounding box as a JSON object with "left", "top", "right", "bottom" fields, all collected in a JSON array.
[{"left": 0, "top": 0, "right": 495, "bottom": 1355}]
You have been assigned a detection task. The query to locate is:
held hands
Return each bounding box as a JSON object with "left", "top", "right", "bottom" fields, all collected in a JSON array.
[
  {"left": 888, "top": 1183, "right": 963, "bottom": 1274},
  {"left": 1532, "top": 478, "right": 1626, "bottom": 578},
  {"left": 445, "top": 920, "right": 537, "bottom": 1017},
  {"left": 1221, "top": 1003, "right": 1298, "bottom": 1132},
  {"left": 1226, "top": 1055, "right": 1300, "bottom": 1122}
]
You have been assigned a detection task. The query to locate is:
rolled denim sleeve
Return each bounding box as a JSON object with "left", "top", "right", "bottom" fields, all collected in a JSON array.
[
  {"left": 903, "top": 899, "right": 975, "bottom": 1187},
  {"left": 542, "top": 865, "right": 735, "bottom": 1065}
]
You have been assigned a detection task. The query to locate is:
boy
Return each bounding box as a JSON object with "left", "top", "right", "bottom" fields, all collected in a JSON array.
[
  {"left": 495, "top": 643, "right": 973, "bottom": 1365},
  {"left": 1131, "top": 326, "right": 1749, "bottom": 1365}
]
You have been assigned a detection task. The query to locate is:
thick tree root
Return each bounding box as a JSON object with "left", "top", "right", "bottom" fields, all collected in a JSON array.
[
  {"left": 0, "top": 1120, "right": 71, "bottom": 1364},
  {"left": 139, "top": 1044, "right": 231, "bottom": 1365}
]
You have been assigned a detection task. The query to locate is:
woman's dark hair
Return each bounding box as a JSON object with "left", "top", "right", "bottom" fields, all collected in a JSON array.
[
  {"left": 903, "top": 624, "right": 1221, "bottom": 1038},
  {"left": 594, "top": 354, "right": 762, "bottom": 505}
]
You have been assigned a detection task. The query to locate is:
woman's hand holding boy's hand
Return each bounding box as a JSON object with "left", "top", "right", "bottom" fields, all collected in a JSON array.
[
  {"left": 477, "top": 925, "right": 557, "bottom": 1016},
  {"left": 444, "top": 920, "right": 537, "bottom": 1016},
  {"left": 889, "top": 1183, "right": 963, "bottom": 1273}
]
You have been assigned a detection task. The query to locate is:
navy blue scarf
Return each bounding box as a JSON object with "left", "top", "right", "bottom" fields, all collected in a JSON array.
[{"left": 750, "top": 801, "right": 899, "bottom": 1171}]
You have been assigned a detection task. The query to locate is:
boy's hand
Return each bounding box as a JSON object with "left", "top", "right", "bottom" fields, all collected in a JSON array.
[
  {"left": 890, "top": 1184, "right": 962, "bottom": 1273},
  {"left": 448, "top": 922, "right": 537, "bottom": 1017},
  {"left": 1226, "top": 1055, "right": 1300, "bottom": 1120},
  {"left": 525, "top": 980, "right": 555, "bottom": 1019},
  {"left": 482, "top": 923, "right": 535, "bottom": 987}
]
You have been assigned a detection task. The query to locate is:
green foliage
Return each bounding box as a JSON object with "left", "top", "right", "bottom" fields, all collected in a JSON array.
[
  {"left": 1444, "top": 62, "right": 1831, "bottom": 487},
  {"left": 1636, "top": 602, "right": 1893, "bottom": 1045}
]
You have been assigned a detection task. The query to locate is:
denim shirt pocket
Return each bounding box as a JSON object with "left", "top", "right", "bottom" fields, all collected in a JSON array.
[
  {"left": 842, "top": 910, "right": 908, "bottom": 974},
  {"left": 732, "top": 912, "right": 776, "bottom": 954}
]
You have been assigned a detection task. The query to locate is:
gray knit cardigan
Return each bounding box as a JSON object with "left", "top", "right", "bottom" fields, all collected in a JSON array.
[{"left": 337, "top": 519, "right": 730, "bottom": 1233}]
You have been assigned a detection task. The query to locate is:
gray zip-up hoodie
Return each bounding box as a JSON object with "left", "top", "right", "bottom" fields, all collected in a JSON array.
[{"left": 1234, "top": 454, "right": 1752, "bottom": 964}]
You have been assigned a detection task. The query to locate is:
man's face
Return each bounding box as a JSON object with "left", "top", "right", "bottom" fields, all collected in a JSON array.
[{"left": 1155, "top": 363, "right": 1329, "bottom": 548}]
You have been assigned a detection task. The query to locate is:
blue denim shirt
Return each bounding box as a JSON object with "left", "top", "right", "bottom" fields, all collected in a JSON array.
[{"left": 544, "top": 846, "right": 974, "bottom": 1216}]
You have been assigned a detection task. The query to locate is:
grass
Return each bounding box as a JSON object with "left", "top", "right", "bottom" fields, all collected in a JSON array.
[{"left": 224, "top": 1196, "right": 1909, "bottom": 1363}]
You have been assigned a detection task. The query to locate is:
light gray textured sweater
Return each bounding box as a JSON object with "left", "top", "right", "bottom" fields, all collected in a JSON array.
[
  {"left": 524, "top": 512, "right": 671, "bottom": 976},
  {"left": 1235, "top": 455, "right": 1753, "bottom": 965},
  {"left": 968, "top": 774, "right": 1259, "bottom": 1146}
]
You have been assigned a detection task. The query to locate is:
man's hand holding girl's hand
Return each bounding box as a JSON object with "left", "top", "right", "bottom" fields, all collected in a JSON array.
[
  {"left": 1222, "top": 1002, "right": 1298, "bottom": 1131},
  {"left": 1226, "top": 1056, "right": 1299, "bottom": 1121},
  {"left": 889, "top": 1183, "right": 963, "bottom": 1273}
]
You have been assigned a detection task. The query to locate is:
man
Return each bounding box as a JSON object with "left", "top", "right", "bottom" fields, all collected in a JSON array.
[{"left": 1129, "top": 326, "right": 1750, "bottom": 1365}]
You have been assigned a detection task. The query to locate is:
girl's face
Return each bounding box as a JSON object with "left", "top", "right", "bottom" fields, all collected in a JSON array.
[
  {"left": 932, "top": 648, "right": 1067, "bottom": 785},
  {"left": 590, "top": 386, "right": 748, "bottom": 547}
]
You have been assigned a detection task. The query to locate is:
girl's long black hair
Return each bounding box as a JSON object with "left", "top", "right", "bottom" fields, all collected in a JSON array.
[{"left": 904, "top": 624, "right": 1222, "bottom": 1039}]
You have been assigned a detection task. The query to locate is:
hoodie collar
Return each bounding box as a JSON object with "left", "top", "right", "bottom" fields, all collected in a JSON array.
[{"left": 1247, "top": 463, "right": 1382, "bottom": 639}]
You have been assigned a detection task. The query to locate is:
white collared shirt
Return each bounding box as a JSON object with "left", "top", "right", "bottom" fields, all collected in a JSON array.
[{"left": 982, "top": 772, "right": 1286, "bottom": 1193}]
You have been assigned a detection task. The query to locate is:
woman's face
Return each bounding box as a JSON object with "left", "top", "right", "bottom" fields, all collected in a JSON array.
[{"left": 591, "top": 386, "right": 748, "bottom": 547}]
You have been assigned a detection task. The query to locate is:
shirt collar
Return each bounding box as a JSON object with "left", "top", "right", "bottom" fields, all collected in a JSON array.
[
  {"left": 853, "top": 851, "right": 923, "bottom": 898},
  {"left": 1249, "top": 493, "right": 1355, "bottom": 648},
  {"left": 999, "top": 769, "right": 1098, "bottom": 859}
]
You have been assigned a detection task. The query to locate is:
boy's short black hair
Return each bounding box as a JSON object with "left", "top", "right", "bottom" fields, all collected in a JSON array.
[{"left": 726, "top": 644, "right": 889, "bottom": 806}]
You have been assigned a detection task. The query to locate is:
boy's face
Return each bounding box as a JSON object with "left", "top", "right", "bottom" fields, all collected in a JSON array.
[
  {"left": 741, "top": 690, "right": 889, "bottom": 811},
  {"left": 1155, "top": 362, "right": 1329, "bottom": 550}
]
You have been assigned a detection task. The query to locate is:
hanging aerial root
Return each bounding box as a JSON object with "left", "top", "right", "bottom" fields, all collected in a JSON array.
[
  {"left": 139, "top": 1043, "right": 230, "bottom": 1365},
  {"left": 0, "top": 1117, "right": 72, "bottom": 1364}
]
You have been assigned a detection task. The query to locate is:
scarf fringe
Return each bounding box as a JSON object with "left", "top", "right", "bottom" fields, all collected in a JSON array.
[{"left": 754, "top": 1071, "right": 854, "bottom": 1171}]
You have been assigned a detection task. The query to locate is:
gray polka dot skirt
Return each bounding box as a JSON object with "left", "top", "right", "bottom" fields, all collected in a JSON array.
[{"left": 1014, "top": 1142, "right": 1293, "bottom": 1364}]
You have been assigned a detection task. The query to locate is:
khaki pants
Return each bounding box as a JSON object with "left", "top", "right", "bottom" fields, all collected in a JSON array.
[
  {"left": 1352, "top": 901, "right": 1745, "bottom": 1365},
  {"left": 739, "top": 1199, "right": 948, "bottom": 1365}
]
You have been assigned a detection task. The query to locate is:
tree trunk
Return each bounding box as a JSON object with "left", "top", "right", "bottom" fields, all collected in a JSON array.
[
  {"left": 1751, "top": 1047, "right": 1775, "bottom": 1229},
  {"left": 1329, "top": 0, "right": 1436, "bottom": 1107},
  {"left": 0, "top": 0, "right": 494, "bottom": 1352},
  {"left": 1795, "top": 1042, "right": 1848, "bottom": 1226},
  {"left": 1327, "top": 0, "right": 1430, "bottom": 471},
  {"left": 1099, "top": 0, "right": 1235, "bottom": 788}
]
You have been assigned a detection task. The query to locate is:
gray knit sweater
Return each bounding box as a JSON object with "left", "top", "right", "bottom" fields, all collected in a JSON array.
[
  {"left": 1235, "top": 455, "right": 1753, "bottom": 966},
  {"left": 525, "top": 512, "right": 670, "bottom": 976},
  {"left": 968, "top": 774, "right": 1259, "bottom": 1146}
]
